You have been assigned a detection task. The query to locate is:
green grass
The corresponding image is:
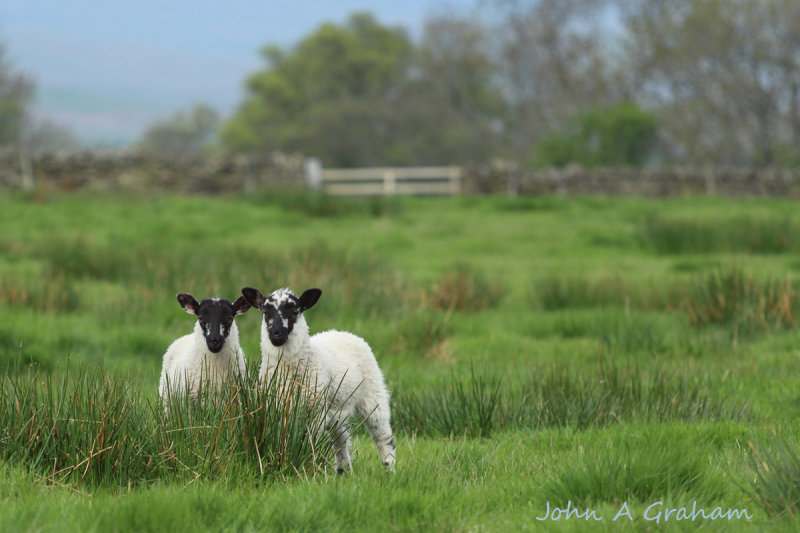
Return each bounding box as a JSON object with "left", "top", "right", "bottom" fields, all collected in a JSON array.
[
  {"left": 0, "top": 360, "right": 338, "bottom": 488},
  {"left": 2, "top": 190, "right": 800, "bottom": 530},
  {"left": 393, "top": 363, "right": 747, "bottom": 438},
  {"left": 643, "top": 213, "right": 800, "bottom": 254},
  {"left": 747, "top": 436, "right": 800, "bottom": 520}
]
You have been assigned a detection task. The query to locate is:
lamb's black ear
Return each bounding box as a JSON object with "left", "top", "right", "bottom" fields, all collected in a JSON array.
[
  {"left": 177, "top": 293, "right": 200, "bottom": 315},
  {"left": 298, "top": 288, "right": 322, "bottom": 311},
  {"left": 232, "top": 295, "right": 251, "bottom": 315},
  {"left": 241, "top": 287, "right": 266, "bottom": 309}
]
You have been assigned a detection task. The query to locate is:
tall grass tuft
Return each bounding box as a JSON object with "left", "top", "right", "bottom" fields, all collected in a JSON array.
[
  {"left": 643, "top": 214, "right": 800, "bottom": 254},
  {"left": 0, "top": 270, "right": 80, "bottom": 313},
  {"left": 393, "top": 363, "right": 747, "bottom": 438},
  {"left": 390, "top": 309, "right": 452, "bottom": 358},
  {"left": 533, "top": 275, "right": 671, "bottom": 311},
  {"left": 541, "top": 428, "right": 727, "bottom": 506},
  {"left": 747, "top": 438, "right": 800, "bottom": 520},
  {"left": 394, "top": 366, "right": 501, "bottom": 437},
  {"left": 679, "top": 266, "right": 798, "bottom": 335},
  {"left": 158, "top": 364, "right": 337, "bottom": 482},
  {"left": 0, "top": 364, "right": 157, "bottom": 487},
  {"left": 534, "top": 267, "right": 799, "bottom": 340},
  {"left": 0, "top": 361, "right": 338, "bottom": 487},
  {"left": 426, "top": 264, "right": 504, "bottom": 313},
  {"left": 535, "top": 275, "right": 635, "bottom": 310}
]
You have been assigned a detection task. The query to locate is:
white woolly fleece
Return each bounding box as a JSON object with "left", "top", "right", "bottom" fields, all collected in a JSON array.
[
  {"left": 159, "top": 320, "right": 247, "bottom": 403},
  {"left": 258, "top": 313, "right": 395, "bottom": 472}
]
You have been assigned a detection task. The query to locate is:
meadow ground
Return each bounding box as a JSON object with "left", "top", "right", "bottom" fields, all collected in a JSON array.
[{"left": 1, "top": 189, "right": 799, "bottom": 531}]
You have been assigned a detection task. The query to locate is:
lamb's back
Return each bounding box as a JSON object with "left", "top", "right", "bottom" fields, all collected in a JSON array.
[{"left": 309, "top": 329, "right": 378, "bottom": 386}]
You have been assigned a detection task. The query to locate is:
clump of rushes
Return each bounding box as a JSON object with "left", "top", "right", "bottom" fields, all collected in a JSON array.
[
  {"left": 747, "top": 438, "right": 800, "bottom": 520},
  {"left": 426, "top": 264, "right": 504, "bottom": 313},
  {"left": 679, "top": 266, "right": 797, "bottom": 335},
  {"left": 392, "top": 363, "right": 747, "bottom": 438},
  {"left": 534, "top": 275, "right": 636, "bottom": 310},
  {"left": 0, "top": 365, "right": 157, "bottom": 487},
  {"left": 541, "top": 427, "right": 728, "bottom": 507},
  {"left": 0, "top": 361, "right": 336, "bottom": 488},
  {"left": 643, "top": 214, "right": 799, "bottom": 254},
  {"left": 394, "top": 365, "right": 502, "bottom": 437}
]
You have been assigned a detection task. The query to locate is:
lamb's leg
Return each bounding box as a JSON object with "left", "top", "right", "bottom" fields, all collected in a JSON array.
[
  {"left": 361, "top": 402, "right": 396, "bottom": 472},
  {"left": 332, "top": 422, "right": 352, "bottom": 474}
]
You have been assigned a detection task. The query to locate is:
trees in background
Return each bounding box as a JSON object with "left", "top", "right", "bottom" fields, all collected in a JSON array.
[
  {"left": 138, "top": 103, "right": 220, "bottom": 160},
  {"left": 1, "top": 41, "right": 76, "bottom": 185},
  {"left": 532, "top": 102, "right": 657, "bottom": 168},
  {"left": 20, "top": 119, "right": 77, "bottom": 156},
  {"left": 621, "top": 0, "right": 800, "bottom": 166},
  {"left": 8, "top": 1, "right": 800, "bottom": 168},
  {"left": 388, "top": 12, "right": 505, "bottom": 165},
  {"left": 149, "top": 0, "right": 800, "bottom": 169},
  {"left": 488, "top": 0, "right": 626, "bottom": 163},
  {"left": 222, "top": 13, "right": 414, "bottom": 167},
  {"left": 0, "top": 43, "right": 34, "bottom": 147},
  {"left": 221, "top": 5, "right": 650, "bottom": 168}
]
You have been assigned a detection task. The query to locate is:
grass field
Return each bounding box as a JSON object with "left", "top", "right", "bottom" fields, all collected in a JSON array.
[{"left": 1, "top": 189, "right": 800, "bottom": 531}]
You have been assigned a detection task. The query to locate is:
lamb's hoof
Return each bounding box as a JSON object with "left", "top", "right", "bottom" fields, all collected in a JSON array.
[{"left": 337, "top": 467, "right": 346, "bottom": 476}]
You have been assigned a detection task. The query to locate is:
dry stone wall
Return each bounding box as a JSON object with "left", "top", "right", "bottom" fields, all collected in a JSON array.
[
  {"left": 464, "top": 163, "right": 800, "bottom": 197},
  {"left": 3, "top": 148, "right": 800, "bottom": 197},
  {"left": 0, "top": 149, "right": 306, "bottom": 193}
]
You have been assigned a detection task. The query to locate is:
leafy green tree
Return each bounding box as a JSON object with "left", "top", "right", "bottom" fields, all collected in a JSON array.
[
  {"left": 487, "top": 0, "right": 623, "bottom": 164},
  {"left": 138, "top": 103, "right": 220, "bottom": 159},
  {"left": 532, "top": 102, "right": 657, "bottom": 168},
  {"left": 0, "top": 43, "right": 34, "bottom": 146},
  {"left": 223, "top": 13, "right": 413, "bottom": 166},
  {"left": 402, "top": 13, "right": 505, "bottom": 164}
]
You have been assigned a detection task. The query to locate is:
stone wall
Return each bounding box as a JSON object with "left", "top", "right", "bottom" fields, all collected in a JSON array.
[
  {"left": 0, "top": 149, "right": 307, "bottom": 193},
  {"left": 4, "top": 148, "right": 800, "bottom": 197},
  {"left": 464, "top": 163, "right": 800, "bottom": 197}
]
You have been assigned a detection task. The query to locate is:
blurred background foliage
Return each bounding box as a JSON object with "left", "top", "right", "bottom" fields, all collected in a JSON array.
[{"left": 3, "top": 0, "right": 800, "bottom": 169}]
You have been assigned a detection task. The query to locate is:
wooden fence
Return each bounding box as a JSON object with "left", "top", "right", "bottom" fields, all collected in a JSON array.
[{"left": 319, "top": 166, "right": 462, "bottom": 196}]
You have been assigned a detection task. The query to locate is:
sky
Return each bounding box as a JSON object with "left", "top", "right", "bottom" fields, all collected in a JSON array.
[{"left": 0, "top": 0, "right": 475, "bottom": 147}]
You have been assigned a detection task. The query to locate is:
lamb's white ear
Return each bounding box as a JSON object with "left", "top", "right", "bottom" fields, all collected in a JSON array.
[
  {"left": 177, "top": 293, "right": 200, "bottom": 315},
  {"left": 241, "top": 287, "right": 266, "bottom": 309},
  {"left": 232, "top": 295, "right": 251, "bottom": 315},
  {"left": 298, "top": 288, "right": 322, "bottom": 311}
]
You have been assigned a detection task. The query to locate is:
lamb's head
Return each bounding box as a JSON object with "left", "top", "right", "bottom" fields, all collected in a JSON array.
[
  {"left": 176, "top": 293, "right": 251, "bottom": 353},
  {"left": 241, "top": 287, "right": 322, "bottom": 347}
]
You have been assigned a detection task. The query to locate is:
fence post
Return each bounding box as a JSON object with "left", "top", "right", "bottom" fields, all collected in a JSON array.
[
  {"left": 19, "top": 146, "right": 34, "bottom": 191},
  {"left": 304, "top": 157, "right": 322, "bottom": 190},
  {"left": 383, "top": 170, "right": 396, "bottom": 195},
  {"left": 448, "top": 166, "right": 461, "bottom": 195}
]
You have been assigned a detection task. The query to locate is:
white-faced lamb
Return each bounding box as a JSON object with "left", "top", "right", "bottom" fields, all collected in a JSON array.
[
  {"left": 240, "top": 286, "right": 396, "bottom": 473},
  {"left": 158, "top": 293, "right": 251, "bottom": 405}
]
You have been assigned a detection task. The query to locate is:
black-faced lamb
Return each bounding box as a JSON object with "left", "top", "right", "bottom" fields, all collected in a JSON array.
[
  {"left": 240, "top": 286, "right": 396, "bottom": 473},
  {"left": 158, "top": 293, "right": 250, "bottom": 405}
]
